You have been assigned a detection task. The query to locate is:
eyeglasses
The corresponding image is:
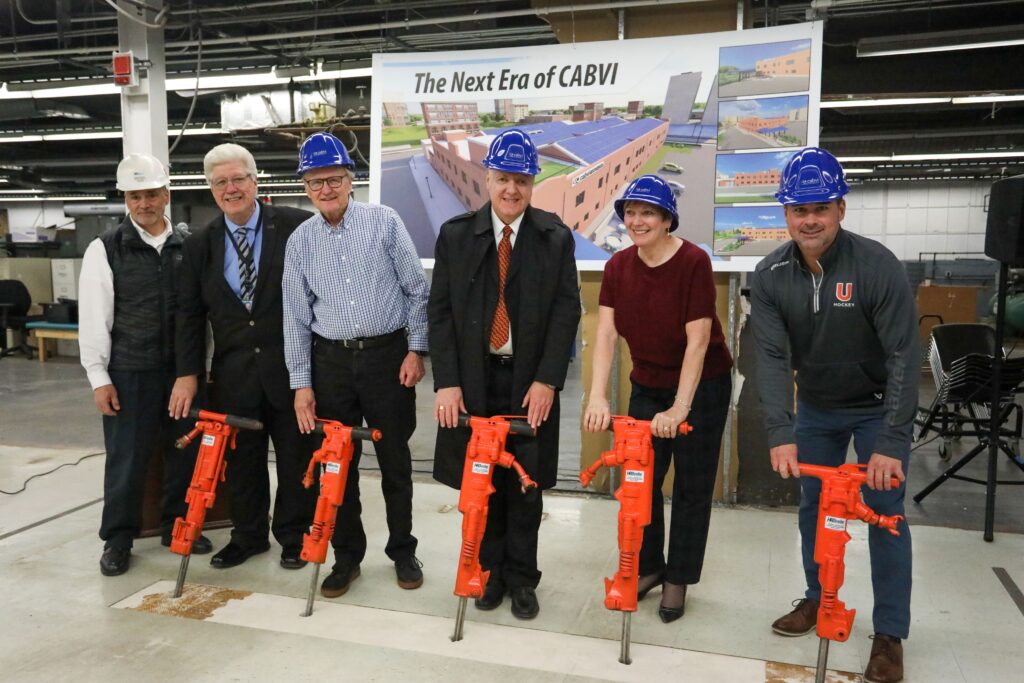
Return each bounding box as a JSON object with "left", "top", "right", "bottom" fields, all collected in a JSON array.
[
  {"left": 304, "top": 175, "right": 349, "bottom": 191},
  {"left": 211, "top": 174, "right": 253, "bottom": 191}
]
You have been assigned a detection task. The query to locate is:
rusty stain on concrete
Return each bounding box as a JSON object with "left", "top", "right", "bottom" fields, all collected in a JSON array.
[
  {"left": 131, "top": 584, "right": 251, "bottom": 620},
  {"left": 765, "top": 660, "right": 861, "bottom": 683}
]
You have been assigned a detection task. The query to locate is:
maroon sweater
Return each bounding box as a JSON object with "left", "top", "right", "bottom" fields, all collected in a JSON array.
[{"left": 599, "top": 240, "right": 733, "bottom": 388}]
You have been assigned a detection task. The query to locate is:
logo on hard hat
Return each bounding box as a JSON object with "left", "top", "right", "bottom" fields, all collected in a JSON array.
[{"left": 506, "top": 145, "right": 526, "bottom": 163}]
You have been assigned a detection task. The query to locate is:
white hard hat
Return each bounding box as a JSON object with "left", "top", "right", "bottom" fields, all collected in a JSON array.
[{"left": 116, "top": 153, "right": 170, "bottom": 192}]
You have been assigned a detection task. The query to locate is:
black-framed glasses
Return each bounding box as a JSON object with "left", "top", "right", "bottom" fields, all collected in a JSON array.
[
  {"left": 304, "top": 175, "right": 349, "bottom": 191},
  {"left": 211, "top": 174, "right": 253, "bottom": 191}
]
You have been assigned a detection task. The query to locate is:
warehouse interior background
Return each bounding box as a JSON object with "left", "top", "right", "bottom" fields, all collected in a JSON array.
[{"left": 2, "top": 1, "right": 1024, "bottom": 682}]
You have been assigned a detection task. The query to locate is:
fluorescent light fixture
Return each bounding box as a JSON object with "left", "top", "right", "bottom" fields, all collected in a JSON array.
[
  {"left": 170, "top": 172, "right": 272, "bottom": 181},
  {"left": 0, "top": 135, "right": 44, "bottom": 143},
  {"left": 45, "top": 131, "right": 122, "bottom": 141},
  {"left": 952, "top": 94, "right": 1024, "bottom": 104},
  {"left": 839, "top": 152, "right": 1024, "bottom": 163},
  {"left": 0, "top": 195, "right": 106, "bottom": 202},
  {"left": 821, "top": 97, "right": 951, "bottom": 108},
  {"left": 857, "top": 25, "right": 1024, "bottom": 58},
  {"left": 169, "top": 184, "right": 211, "bottom": 191},
  {"left": 0, "top": 189, "right": 43, "bottom": 194},
  {"left": 0, "top": 65, "right": 371, "bottom": 101},
  {"left": 173, "top": 127, "right": 225, "bottom": 136},
  {"left": 842, "top": 168, "right": 874, "bottom": 174},
  {"left": 262, "top": 192, "right": 308, "bottom": 197}
]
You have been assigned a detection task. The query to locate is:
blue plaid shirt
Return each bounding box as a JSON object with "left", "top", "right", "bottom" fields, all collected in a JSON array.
[{"left": 282, "top": 201, "right": 429, "bottom": 389}]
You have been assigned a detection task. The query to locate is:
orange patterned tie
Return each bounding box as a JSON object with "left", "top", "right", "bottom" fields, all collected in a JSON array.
[{"left": 489, "top": 225, "right": 513, "bottom": 349}]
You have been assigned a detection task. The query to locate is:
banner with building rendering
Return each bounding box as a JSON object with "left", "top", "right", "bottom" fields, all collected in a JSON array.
[{"left": 370, "top": 22, "right": 822, "bottom": 270}]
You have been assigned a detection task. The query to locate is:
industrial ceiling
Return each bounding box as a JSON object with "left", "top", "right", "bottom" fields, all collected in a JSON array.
[{"left": 0, "top": 0, "right": 1023, "bottom": 200}]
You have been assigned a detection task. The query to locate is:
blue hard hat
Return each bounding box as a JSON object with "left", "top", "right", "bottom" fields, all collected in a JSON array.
[
  {"left": 614, "top": 174, "right": 680, "bottom": 232},
  {"left": 296, "top": 132, "right": 355, "bottom": 176},
  {"left": 775, "top": 146, "right": 849, "bottom": 205},
  {"left": 481, "top": 128, "right": 540, "bottom": 176}
]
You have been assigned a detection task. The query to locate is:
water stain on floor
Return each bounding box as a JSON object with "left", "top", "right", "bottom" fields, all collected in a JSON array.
[
  {"left": 765, "top": 660, "right": 861, "bottom": 682},
  {"left": 132, "top": 583, "right": 251, "bottom": 620}
]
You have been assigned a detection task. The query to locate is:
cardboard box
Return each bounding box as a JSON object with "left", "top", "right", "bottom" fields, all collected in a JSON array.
[{"left": 917, "top": 284, "right": 982, "bottom": 342}]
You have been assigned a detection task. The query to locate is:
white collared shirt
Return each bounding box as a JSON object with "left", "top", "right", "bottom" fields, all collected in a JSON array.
[
  {"left": 79, "top": 217, "right": 173, "bottom": 389},
  {"left": 488, "top": 209, "right": 524, "bottom": 355}
]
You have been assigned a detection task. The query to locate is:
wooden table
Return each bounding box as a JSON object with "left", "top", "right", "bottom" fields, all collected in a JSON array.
[{"left": 27, "top": 325, "right": 79, "bottom": 362}]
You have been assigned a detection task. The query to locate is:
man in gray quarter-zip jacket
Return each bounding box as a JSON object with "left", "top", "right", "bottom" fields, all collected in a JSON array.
[{"left": 749, "top": 147, "right": 917, "bottom": 683}]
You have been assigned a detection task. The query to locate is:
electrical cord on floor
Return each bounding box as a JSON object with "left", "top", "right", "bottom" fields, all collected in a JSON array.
[
  {"left": 0, "top": 451, "right": 105, "bottom": 495},
  {"left": 910, "top": 433, "right": 942, "bottom": 453}
]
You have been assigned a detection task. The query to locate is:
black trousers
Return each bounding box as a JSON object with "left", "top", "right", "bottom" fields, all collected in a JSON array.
[
  {"left": 478, "top": 357, "right": 543, "bottom": 589},
  {"left": 312, "top": 333, "right": 418, "bottom": 567},
  {"left": 100, "top": 368, "right": 198, "bottom": 550},
  {"left": 630, "top": 372, "right": 731, "bottom": 585},
  {"left": 213, "top": 387, "right": 316, "bottom": 550}
]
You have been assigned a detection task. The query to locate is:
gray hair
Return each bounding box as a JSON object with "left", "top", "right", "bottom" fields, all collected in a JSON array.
[{"left": 203, "top": 143, "right": 257, "bottom": 183}]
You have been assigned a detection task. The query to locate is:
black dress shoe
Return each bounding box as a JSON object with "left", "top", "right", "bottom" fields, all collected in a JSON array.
[
  {"left": 395, "top": 556, "right": 424, "bottom": 589},
  {"left": 100, "top": 547, "right": 131, "bottom": 576},
  {"left": 510, "top": 586, "right": 539, "bottom": 620},
  {"left": 474, "top": 581, "right": 505, "bottom": 611},
  {"left": 161, "top": 534, "right": 213, "bottom": 555},
  {"left": 321, "top": 562, "right": 361, "bottom": 598},
  {"left": 658, "top": 582, "right": 687, "bottom": 623},
  {"left": 209, "top": 541, "right": 270, "bottom": 569},
  {"left": 280, "top": 546, "right": 307, "bottom": 570}
]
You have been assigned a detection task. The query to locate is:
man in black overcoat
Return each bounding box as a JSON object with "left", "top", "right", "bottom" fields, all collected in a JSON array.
[{"left": 429, "top": 129, "right": 581, "bottom": 619}]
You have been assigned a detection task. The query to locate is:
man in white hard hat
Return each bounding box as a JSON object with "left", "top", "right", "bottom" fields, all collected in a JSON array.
[{"left": 79, "top": 153, "right": 212, "bottom": 577}]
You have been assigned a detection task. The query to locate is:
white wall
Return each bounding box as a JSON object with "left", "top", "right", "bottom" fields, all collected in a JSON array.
[{"left": 841, "top": 180, "right": 993, "bottom": 261}]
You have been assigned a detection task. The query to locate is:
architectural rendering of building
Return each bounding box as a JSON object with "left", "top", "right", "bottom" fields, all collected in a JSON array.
[
  {"left": 421, "top": 101, "right": 481, "bottom": 138},
  {"left": 383, "top": 102, "right": 409, "bottom": 127},
  {"left": 756, "top": 47, "right": 811, "bottom": 77},
  {"left": 424, "top": 116, "right": 669, "bottom": 234}
]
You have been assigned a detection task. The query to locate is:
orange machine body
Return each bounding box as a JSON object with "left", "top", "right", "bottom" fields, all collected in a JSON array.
[
  {"left": 169, "top": 411, "right": 241, "bottom": 556},
  {"left": 799, "top": 463, "right": 903, "bottom": 642},
  {"left": 579, "top": 416, "right": 693, "bottom": 612},
  {"left": 300, "top": 420, "right": 381, "bottom": 565},
  {"left": 453, "top": 415, "right": 536, "bottom": 600}
]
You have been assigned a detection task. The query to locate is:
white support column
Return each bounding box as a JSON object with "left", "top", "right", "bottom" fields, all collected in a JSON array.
[{"left": 117, "top": 0, "right": 168, "bottom": 168}]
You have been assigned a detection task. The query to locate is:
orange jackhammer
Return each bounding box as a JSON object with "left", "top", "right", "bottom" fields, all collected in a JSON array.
[
  {"left": 169, "top": 408, "right": 264, "bottom": 598},
  {"left": 299, "top": 418, "right": 382, "bottom": 617},
  {"left": 798, "top": 463, "right": 903, "bottom": 683},
  {"left": 450, "top": 413, "right": 537, "bottom": 642},
  {"left": 579, "top": 416, "right": 693, "bottom": 665}
]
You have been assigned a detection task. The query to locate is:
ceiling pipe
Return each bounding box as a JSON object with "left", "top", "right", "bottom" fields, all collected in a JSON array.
[{"left": 0, "top": 0, "right": 716, "bottom": 61}]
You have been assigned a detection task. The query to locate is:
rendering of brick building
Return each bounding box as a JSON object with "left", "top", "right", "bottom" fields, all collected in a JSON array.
[{"left": 421, "top": 101, "right": 481, "bottom": 139}]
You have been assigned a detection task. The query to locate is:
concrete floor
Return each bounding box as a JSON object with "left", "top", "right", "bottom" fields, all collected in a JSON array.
[{"left": 2, "top": 355, "right": 1024, "bottom": 681}]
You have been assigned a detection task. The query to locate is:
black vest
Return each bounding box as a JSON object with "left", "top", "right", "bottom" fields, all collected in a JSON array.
[{"left": 100, "top": 218, "right": 186, "bottom": 372}]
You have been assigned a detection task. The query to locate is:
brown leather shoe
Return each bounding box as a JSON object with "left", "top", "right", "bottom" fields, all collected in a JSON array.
[
  {"left": 771, "top": 598, "right": 819, "bottom": 636},
  {"left": 864, "top": 634, "right": 904, "bottom": 683}
]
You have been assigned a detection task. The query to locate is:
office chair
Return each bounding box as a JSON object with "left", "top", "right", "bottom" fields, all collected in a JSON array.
[{"left": 0, "top": 279, "right": 41, "bottom": 359}]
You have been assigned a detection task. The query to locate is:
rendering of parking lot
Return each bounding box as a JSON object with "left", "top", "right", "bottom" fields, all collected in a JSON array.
[
  {"left": 718, "top": 39, "right": 811, "bottom": 98},
  {"left": 717, "top": 95, "right": 809, "bottom": 151},
  {"left": 715, "top": 151, "right": 792, "bottom": 203},
  {"left": 713, "top": 205, "right": 789, "bottom": 256}
]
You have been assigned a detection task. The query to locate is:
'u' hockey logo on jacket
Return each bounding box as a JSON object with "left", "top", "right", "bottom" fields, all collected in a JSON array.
[{"left": 834, "top": 282, "right": 854, "bottom": 306}]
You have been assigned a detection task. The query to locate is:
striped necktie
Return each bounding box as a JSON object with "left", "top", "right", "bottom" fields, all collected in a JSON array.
[
  {"left": 489, "top": 225, "right": 513, "bottom": 349},
  {"left": 234, "top": 226, "right": 256, "bottom": 309}
]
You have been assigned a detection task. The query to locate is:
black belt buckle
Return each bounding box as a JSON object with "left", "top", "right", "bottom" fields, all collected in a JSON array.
[{"left": 490, "top": 354, "right": 514, "bottom": 366}]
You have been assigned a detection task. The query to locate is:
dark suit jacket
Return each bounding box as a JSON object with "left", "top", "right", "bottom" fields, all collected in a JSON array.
[
  {"left": 429, "top": 203, "right": 581, "bottom": 489},
  {"left": 176, "top": 203, "right": 313, "bottom": 412}
]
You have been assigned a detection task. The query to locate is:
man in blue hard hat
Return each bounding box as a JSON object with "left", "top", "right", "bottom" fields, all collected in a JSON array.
[
  {"left": 282, "top": 132, "right": 430, "bottom": 598},
  {"left": 171, "top": 142, "right": 317, "bottom": 571},
  {"left": 429, "top": 128, "right": 581, "bottom": 620},
  {"left": 749, "top": 147, "right": 917, "bottom": 683}
]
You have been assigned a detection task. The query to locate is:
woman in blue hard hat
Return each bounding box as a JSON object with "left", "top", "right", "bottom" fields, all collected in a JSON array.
[{"left": 583, "top": 174, "right": 732, "bottom": 623}]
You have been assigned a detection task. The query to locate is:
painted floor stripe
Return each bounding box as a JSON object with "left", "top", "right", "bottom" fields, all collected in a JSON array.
[
  {"left": 993, "top": 567, "right": 1024, "bottom": 617},
  {"left": 117, "top": 581, "right": 769, "bottom": 682}
]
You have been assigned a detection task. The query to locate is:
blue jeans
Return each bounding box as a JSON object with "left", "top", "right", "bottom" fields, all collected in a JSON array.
[{"left": 795, "top": 401, "right": 913, "bottom": 639}]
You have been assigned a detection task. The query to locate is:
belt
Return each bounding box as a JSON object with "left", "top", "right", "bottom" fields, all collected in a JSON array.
[
  {"left": 489, "top": 354, "right": 514, "bottom": 366},
  {"left": 315, "top": 328, "right": 404, "bottom": 350}
]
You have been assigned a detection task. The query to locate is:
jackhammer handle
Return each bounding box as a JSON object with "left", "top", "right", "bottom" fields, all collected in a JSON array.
[
  {"left": 312, "top": 422, "right": 382, "bottom": 441},
  {"left": 186, "top": 408, "right": 264, "bottom": 432},
  {"left": 799, "top": 463, "right": 901, "bottom": 489},
  {"left": 456, "top": 413, "right": 536, "bottom": 437},
  {"left": 606, "top": 418, "right": 693, "bottom": 435}
]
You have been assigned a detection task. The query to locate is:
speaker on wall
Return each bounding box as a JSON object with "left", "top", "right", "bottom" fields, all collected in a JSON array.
[{"left": 985, "top": 175, "right": 1024, "bottom": 265}]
